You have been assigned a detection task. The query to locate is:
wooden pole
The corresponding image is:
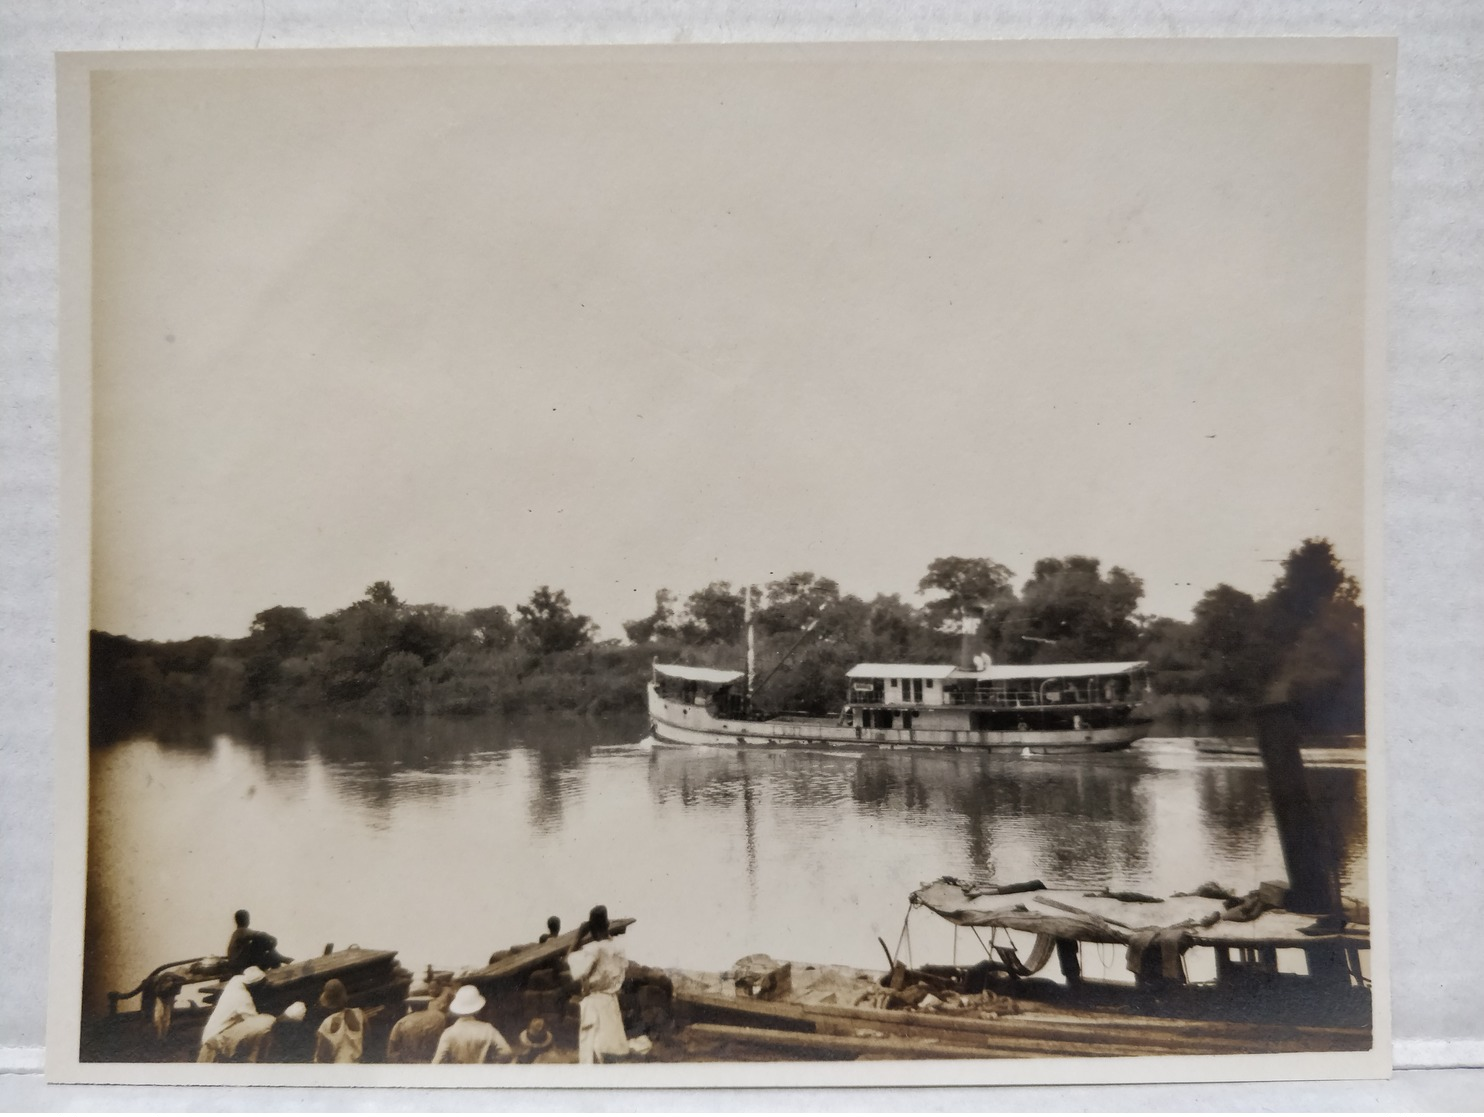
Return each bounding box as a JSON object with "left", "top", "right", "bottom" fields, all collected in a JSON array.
[
  {"left": 744, "top": 586, "right": 755, "bottom": 713},
  {"left": 1254, "top": 702, "right": 1342, "bottom": 915}
]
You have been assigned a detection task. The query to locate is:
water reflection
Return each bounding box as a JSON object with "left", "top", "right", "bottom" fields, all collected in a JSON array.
[
  {"left": 643, "top": 747, "right": 1167, "bottom": 889},
  {"left": 119, "top": 709, "right": 651, "bottom": 830},
  {"left": 85, "top": 716, "right": 1368, "bottom": 1017},
  {"left": 1197, "top": 764, "right": 1273, "bottom": 842}
]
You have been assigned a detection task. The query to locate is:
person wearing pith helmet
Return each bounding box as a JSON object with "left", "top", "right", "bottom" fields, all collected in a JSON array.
[{"left": 432, "top": 985, "right": 514, "bottom": 1064}]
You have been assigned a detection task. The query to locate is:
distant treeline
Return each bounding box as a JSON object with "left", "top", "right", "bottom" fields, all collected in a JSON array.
[{"left": 90, "top": 539, "right": 1364, "bottom": 743}]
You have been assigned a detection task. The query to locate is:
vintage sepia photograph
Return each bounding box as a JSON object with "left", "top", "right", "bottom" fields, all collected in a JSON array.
[{"left": 51, "top": 40, "right": 1390, "bottom": 1086}]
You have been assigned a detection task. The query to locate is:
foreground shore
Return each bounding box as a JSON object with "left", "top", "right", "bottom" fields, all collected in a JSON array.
[{"left": 83, "top": 944, "right": 1371, "bottom": 1066}]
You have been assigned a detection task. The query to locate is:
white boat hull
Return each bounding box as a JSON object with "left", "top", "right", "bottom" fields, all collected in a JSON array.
[{"left": 648, "top": 686, "right": 1146, "bottom": 754}]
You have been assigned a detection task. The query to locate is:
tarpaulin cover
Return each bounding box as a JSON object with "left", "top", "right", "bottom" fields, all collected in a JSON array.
[{"left": 910, "top": 878, "right": 1369, "bottom": 951}]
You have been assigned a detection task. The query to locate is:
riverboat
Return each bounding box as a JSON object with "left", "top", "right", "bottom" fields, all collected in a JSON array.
[{"left": 647, "top": 659, "right": 1152, "bottom": 753}]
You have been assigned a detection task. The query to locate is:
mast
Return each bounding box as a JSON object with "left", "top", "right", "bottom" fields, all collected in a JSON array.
[{"left": 744, "top": 584, "right": 756, "bottom": 712}]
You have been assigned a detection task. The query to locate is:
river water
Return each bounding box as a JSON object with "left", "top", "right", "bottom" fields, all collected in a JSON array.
[{"left": 83, "top": 712, "right": 1368, "bottom": 1013}]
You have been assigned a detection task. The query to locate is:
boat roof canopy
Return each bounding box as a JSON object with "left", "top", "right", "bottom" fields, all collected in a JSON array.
[
  {"left": 653, "top": 663, "right": 744, "bottom": 685},
  {"left": 846, "top": 663, "right": 960, "bottom": 680},
  {"left": 953, "top": 661, "right": 1148, "bottom": 681},
  {"left": 847, "top": 661, "right": 1146, "bottom": 681}
]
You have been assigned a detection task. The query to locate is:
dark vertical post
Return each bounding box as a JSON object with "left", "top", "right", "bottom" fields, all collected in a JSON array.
[
  {"left": 1055, "top": 938, "right": 1081, "bottom": 983},
  {"left": 1254, "top": 702, "right": 1342, "bottom": 915}
]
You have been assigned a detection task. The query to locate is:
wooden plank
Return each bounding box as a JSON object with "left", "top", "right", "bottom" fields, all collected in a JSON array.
[
  {"left": 804, "top": 1007, "right": 1348, "bottom": 1056},
  {"left": 458, "top": 918, "right": 636, "bottom": 985},
  {"left": 676, "top": 991, "right": 1367, "bottom": 1057},
  {"left": 805, "top": 1001, "right": 1262, "bottom": 1052},
  {"left": 678, "top": 994, "right": 1219, "bottom": 1059},
  {"left": 1025, "top": 1008, "right": 1371, "bottom": 1042},
  {"left": 683, "top": 1022, "right": 1011, "bottom": 1061},
  {"left": 678, "top": 992, "right": 816, "bottom": 1032},
  {"left": 793, "top": 1008, "right": 1207, "bottom": 1059}
]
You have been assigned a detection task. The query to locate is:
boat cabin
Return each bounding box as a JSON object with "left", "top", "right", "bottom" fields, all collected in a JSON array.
[
  {"left": 843, "top": 661, "right": 1150, "bottom": 733},
  {"left": 651, "top": 663, "right": 750, "bottom": 719}
]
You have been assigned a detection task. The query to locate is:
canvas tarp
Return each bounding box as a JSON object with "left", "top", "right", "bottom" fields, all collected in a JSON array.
[{"left": 910, "top": 878, "right": 1369, "bottom": 951}]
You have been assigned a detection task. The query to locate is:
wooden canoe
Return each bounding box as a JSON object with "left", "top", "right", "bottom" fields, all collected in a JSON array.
[{"left": 456, "top": 918, "right": 636, "bottom": 988}]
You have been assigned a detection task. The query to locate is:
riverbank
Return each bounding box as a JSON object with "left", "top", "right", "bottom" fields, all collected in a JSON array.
[{"left": 84, "top": 946, "right": 1372, "bottom": 1066}]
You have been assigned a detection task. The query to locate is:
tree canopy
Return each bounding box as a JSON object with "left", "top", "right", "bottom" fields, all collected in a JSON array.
[
  {"left": 364, "top": 580, "right": 400, "bottom": 608},
  {"left": 984, "top": 556, "right": 1144, "bottom": 664},
  {"left": 917, "top": 557, "right": 1015, "bottom": 633},
  {"left": 516, "top": 586, "right": 595, "bottom": 655},
  {"left": 87, "top": 538, "right": 1365, "bottom": 733}
]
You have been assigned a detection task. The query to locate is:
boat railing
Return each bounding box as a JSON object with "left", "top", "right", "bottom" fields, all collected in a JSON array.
[{"left": 941, "top": 682, "right": 1134, "bottom": 708}]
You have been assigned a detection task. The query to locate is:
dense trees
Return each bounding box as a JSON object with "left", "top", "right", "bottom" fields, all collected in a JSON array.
[
  {"left": 90, "top": 538, "right": 1366, "bottom": 737},
  {"left": 92, "top": 582, "right": 609, "bottom": 735},
  {"left": 684, "top": 582, "right": 746, "bottom": 644},
  {"left": 516, "top": 586, "right": 595, "bottom": 655},
  {"left": 1183, "top": 539, "right": 1364, "bottom": 729},
  {"left": 622, "top": 589, "right": 678, "bottom": 645},
  {"left": 918, "top": 557, "right": 1015, "bottom": 635},
  {"left": 755, "top": 572, "right": 840, "bottom": 636},
  {"left": 984, "top": 557, "right": 1145, "bottom": 664},
  {"left": 466, "top": 605, "right": 515, "bottom": 649}
]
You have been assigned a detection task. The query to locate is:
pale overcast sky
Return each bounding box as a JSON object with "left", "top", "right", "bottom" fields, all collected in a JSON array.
[{"left": 89, "top": 49, "right": 1370, "bottom": 641}]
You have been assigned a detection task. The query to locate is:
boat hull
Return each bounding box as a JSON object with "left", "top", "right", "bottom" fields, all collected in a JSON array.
[{"left": 648, "top": 687, "right": 1146, "bottom": 754}]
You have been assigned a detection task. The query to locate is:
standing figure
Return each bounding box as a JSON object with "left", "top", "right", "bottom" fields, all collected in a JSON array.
[
  {"left": 385, "top": 987, "right": 453, "bottom": 1064},
  {"left": 313, "top": 978, "right": 366, "bottom": 1064},
  {"left": 538, "top": 916, "right": 562, "bottom": 943},
  {"left": 197, "top": 966, "right": 285, "bottom": 1062},
  {"left": 225, "top": 909, "right": 293, "bottom": 974},
  {"left": 566, "top": 904, "right": 629, "bottom": 1064},
  {"left": 432, "top": 985, "right": 513, "bottom": 1064}
]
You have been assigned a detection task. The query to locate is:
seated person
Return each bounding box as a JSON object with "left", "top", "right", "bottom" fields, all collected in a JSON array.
[{"left": 226, "top": 909, "right": 292, "bottom": 974}]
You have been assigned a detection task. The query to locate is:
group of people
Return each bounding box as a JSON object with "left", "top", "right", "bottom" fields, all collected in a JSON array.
[{"left": 198, "top": 904, "right": 636, "bottom": 1065}]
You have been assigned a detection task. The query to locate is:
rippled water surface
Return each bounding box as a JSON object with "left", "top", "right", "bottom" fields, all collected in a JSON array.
[{"left": 84, "top": 712, "right": 1368, "bottom": 1011}]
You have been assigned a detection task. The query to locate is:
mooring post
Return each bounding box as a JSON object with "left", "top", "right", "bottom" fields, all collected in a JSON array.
[
  {"left": 1253, "top": 702, "right": 1342, "bottom": 916},
  {"left": 1055, "top": 939, "right": 1081, "bottom": 984}
]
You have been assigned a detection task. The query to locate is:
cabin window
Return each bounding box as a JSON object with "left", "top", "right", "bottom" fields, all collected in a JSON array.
[{"left": 925, "top": 679, "right": 934, "bottom": 689}]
